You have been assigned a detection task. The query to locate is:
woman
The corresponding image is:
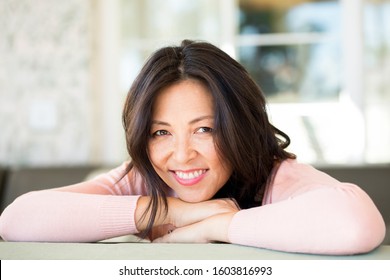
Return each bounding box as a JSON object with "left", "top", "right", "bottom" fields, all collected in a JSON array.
[{"left": 0, "top": 40, "right": 385, "bottom": 255}]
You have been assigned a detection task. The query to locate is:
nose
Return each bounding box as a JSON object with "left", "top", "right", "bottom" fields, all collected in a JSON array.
[{"left": 172, "top": 135, "right": 196, "bottom": 164}]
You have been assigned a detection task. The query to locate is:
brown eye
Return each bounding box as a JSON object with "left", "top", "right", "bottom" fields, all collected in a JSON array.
[
  {"left": 153, "top": 130, "right": 170, "bottom": 137},
  {"left": 196, "top": 127, "right": 213, "bottom": 133}
]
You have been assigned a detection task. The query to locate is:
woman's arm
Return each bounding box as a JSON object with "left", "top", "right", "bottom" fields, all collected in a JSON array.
[
  {"left": 135, "top": 196, "right": 239, "bottom": 240},
  {"left": 228, "top": 183, "right": 385, "bottom": 255},
  {"left": 153, "top": 182, "right": 385, "bottom": 255},
  {"left": 153, "top": 161, "right": 386, "bottom": 255},
  {"left": 152, "top": 212, "right": 235, "bottom": 243},
  {"left": 0, "top": 163, "right": 144, "bottom": 242},
  {"left": 226, "top": 161, "right": 386, "bottom": 255},
  {"left": 0, "top": 190, "right": 140, "bottom": 242},
  {"left": 0, "top": 162, "right": 239, "bottom": 242}
]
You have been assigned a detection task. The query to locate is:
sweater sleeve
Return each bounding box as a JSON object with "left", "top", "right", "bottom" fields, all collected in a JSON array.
[
  {"left": 227, "top": 160, "right": 386, "bottom": 255},
  {"left": 0, "top": 162, "right": 145, "bottom": 242}
]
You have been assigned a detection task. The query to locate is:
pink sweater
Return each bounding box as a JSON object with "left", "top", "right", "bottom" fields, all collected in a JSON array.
[{"left": 0, "top": 160, "right": 385, "bottom": 255}]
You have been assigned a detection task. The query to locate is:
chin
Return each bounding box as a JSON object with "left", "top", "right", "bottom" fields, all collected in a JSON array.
[{"left": 178, "top": 193, "right": 213, "bottom": 203}]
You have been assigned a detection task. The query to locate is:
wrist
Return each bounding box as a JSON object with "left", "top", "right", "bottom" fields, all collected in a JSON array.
[
  {"left": 135, "top": 196, "right": 180, "bottom": 231},
  {"left": 203, "top": 212, "right": 236, "bottom": 243},
  {"left": 135, "top": 196, "right": 151, "bottom": 231}
]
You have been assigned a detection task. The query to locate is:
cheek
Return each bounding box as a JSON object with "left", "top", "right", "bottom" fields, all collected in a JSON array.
[
  {"left": 196, "top": 137, "right": 216, "bottom": 154},
  {"left": 202, "top": 144, "right": 232, "bottom": 181},
  {"left": 202, "top": 141, "right": 227, "bottom": 168},
  {"left": 147, "top": 142, "right": 164, "bottom": 167}
]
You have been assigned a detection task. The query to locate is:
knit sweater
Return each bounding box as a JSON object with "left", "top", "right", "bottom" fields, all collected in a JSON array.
[{"left": 0, "top": 159, "right": 385, "bottom": 255}]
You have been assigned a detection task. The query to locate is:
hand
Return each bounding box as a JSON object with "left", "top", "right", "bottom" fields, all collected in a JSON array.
[
  {"left": 153, "top": 212, "right": 236, "bottom": 243},
  {"left": 135, "top": 196, "right": 239, "bottom": 231},
  {"left": 148, "top": 224, "right": 176, "bottom": 240},
  {"left": 167, "top": 197, "right": 239, "bottom": 228}
]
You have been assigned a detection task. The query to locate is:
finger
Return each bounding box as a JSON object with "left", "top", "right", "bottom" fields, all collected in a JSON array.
[
  {"left": 152, "top": 237, "right": 162, "bottom": 243},
  {"left": 152, "top": 235, "right": 171, "bottom": 243},
  {"left": 152, "top": 228, "right": 183, "bottom": 243}
]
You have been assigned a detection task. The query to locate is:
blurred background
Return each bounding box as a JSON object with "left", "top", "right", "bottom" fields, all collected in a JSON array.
[
  {"left": 0, "top": 0, "right": 389, "bottom": 168},
  {"left": 1, "top": 0, "right": 390, "bottom": 243}
]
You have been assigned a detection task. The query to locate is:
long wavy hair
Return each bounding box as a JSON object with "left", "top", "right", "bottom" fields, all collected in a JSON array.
[{"left": 122, "top": 40, "right": 296, "bottom": 235}]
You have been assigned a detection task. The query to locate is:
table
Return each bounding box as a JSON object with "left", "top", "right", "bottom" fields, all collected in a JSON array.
[{"left": 1, "top": 241, "right": 389, "bottom": 260}]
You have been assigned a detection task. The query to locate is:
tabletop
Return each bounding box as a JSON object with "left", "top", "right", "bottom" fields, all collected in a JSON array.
[{"left": 1, "top": 240, "right": 389, "bottom": 260}]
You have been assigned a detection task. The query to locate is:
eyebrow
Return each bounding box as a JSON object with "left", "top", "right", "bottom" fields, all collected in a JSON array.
[{"left": 151, "top": 115, "right": 214, "bottom": 126}]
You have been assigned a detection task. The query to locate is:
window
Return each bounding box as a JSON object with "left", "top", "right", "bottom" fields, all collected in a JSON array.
[
  {"left": 235, "top": 0, "right": 390, "bottom": 164},
  {"left": 112, "top": 0, "right": 390, "bottom": 165}
]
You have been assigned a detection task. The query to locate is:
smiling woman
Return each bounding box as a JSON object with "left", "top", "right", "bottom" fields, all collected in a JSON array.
[
  {"left": 147, "top": 80, "right": 232, "bottom": 203},
  {"left": 0, "top": 40, "right": 386, "bottom": 255}
]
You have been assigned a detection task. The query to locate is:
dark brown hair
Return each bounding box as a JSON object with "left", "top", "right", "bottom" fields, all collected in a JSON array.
[{"left": 122, "top": 40, "right": 295, "bottom": 235}]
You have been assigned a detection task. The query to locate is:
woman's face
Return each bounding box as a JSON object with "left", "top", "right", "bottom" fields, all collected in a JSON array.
[{"left": 147, "top": 79, "right": 232, "bottom": 202}]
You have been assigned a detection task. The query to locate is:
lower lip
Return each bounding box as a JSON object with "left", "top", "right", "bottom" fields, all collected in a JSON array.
[{"left": 172, "top": 171, "right": 208, "bottom": 186}]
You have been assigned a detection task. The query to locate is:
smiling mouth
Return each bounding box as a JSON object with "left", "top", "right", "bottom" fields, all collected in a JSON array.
[
  {"left": 171, "top": 169, "right": 208, "bottom": 186},
  {"left": 174, "top": 169, "right": 207, "bottom": 179}
]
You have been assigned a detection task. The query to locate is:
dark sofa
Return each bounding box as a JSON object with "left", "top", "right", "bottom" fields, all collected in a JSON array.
[{"left": 0, "top": 164, "right": 389, "bottom": 244}]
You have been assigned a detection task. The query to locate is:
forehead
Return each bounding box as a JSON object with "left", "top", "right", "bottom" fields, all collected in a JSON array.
[{"left": 152, "top": 79, "right": 214, "bottom": 118}]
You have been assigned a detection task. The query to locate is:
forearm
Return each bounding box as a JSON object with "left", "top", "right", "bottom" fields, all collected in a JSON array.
[
  {"left": 228, "top": 185, "right": 386, "bottom": 255},
  {"left": 134, "top": 196, "right": 167, "bottom": 231},
  {"left": 200, "top": 212, "right": 235, "bottom": 243},
  {"left": 151, "top": 201, "right": 236, "bottom": 244},
  {"left": 135, "top": 196, "right": 240, "bottom": 233},
  {"left": 0, "top": 191, "right": 139, "bottom": 242}
]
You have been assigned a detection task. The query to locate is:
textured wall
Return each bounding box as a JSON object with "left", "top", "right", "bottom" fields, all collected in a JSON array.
[{"left": 0, "top": 0, "right": 92, "bottom": 166}]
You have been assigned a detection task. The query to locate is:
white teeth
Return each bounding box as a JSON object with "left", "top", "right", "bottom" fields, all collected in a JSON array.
[{"left": 175, "top": 170, "right": 206, "bottom": 180}]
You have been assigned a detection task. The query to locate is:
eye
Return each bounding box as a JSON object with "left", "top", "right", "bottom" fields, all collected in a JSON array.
[
  {"left": 152, "top": 130, "right": 170, "bottom": 137},
  {"left": 196, "top": 127, "right": 213, "bottom": 133}
]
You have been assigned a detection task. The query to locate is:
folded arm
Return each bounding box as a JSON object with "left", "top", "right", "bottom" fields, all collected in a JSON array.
[
  {"left": 0, "top": 190, "right": 140, "bottom": 242},
  {"left": 0, "top": 164, "right": 143, "bottom": 242},
  {"left": 0, "top": 163, "right": 239, "bottom": 242},
  {"left": 228, "top": 183, "right": 386, "bottom": 255}
]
